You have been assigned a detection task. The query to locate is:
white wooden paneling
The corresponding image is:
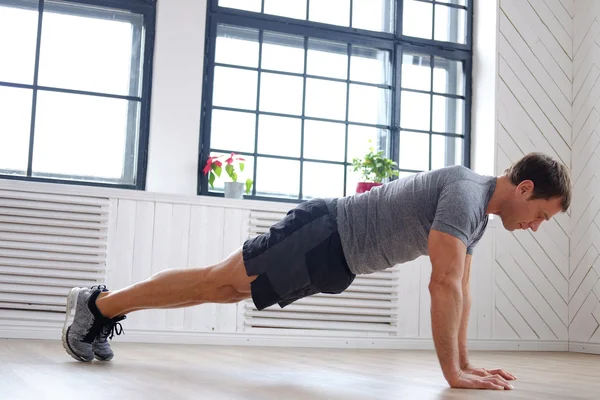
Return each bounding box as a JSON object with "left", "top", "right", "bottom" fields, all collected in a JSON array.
[
  {"left": 497, "top": 0, "right": 572, "bottom": 344},
  {"left": 103, "top": 200, "right": 252, "bottom": 334},
  {"left": 571, "top": 0, "right": 600, "bottom": 346}
]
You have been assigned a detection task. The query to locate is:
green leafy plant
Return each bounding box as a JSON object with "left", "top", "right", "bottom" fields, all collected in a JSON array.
[
  {"left": 352, "top": 144, "right": 399, "bottom": 183},
  {"left": 203, "top": 153, "right": 253, "bottom": 195}
]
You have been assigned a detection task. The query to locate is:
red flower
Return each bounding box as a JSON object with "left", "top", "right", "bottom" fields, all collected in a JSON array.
[{"left": 203, "top": 156, "right": 221, "bottom": 175}]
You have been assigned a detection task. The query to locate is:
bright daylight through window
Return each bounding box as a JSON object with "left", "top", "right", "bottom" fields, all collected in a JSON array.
[
  {"left": 202, "top": 0, "right": 472, "bottom": 201},
  {"left": 0, "top": 0, "right": 155, "bottom": 189}
]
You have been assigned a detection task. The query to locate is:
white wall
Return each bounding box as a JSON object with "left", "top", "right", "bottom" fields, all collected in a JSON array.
[
  {"left": 145, "top": 0, "right": 207, "bottom": 195},
  {"left": 1, "top": 0, "right": 589, "bottom": 351},
  {"left": 494, "top": 0, "right": 572, "bottom": 343},
  {"left": 570, "top": 0, "right": 600, "bottom": 353}
]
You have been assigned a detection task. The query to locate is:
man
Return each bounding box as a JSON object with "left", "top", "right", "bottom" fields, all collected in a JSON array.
[{"left": 62, "top": 152, "right": 571, "bottom": 391}]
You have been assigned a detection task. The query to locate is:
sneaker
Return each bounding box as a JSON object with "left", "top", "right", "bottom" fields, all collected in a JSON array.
[
  {"left": 92, "top": 314, "right": 126, "bottom": 361},
  {"left": 90, "top": 285, "right": 126, "bottom": 361},
  {"left": 62, "top": 286, "right": 125, "bottom": 362}
]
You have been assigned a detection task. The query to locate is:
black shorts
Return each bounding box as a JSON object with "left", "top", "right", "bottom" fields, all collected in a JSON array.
[{"left": 242, "top": 198, "right": 356, "bottom": 310}]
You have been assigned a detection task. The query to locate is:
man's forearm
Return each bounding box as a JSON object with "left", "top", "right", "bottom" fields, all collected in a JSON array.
[
  {"left": 430, "top": 280, "right": 463, "bottom": 382},
  {"left": 458, "top": 292, "right": 471, "bottom": 368}
]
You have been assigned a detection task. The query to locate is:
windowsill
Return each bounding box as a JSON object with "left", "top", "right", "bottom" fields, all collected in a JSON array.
[{"left": 0, "top": 176, "right": 295, "bottom": 213}]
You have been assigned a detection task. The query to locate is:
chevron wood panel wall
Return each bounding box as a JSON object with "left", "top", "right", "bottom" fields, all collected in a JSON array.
[
  {"left": 495, "top": 0, "right": 572, "bottom": 342},
  {"left": 571, "top": 0, "right": 600, "bottom": 344}
]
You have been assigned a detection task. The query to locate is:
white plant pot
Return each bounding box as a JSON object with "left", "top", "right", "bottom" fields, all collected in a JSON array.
[{"left": 224, "top": 182, "right": 245, "bottom": 199}]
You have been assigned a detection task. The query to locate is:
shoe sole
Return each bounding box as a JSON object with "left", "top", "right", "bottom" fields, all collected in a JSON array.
[
  {"left": 62, "top": 287, "right": 90, "bottom": 362},
  {"left": 93, "top": 353, "right": 113, "bottom": 361}
]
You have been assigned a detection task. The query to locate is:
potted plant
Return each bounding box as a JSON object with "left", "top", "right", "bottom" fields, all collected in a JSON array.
[
  {"left": 352, "top": 145, "right": 399, "bottom": 194},
  {"left": 203, "top": 153, "right": 253, "bottom": 199}
]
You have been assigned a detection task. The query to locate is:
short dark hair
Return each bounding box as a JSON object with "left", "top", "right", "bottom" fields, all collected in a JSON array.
[{"left": 504, "top": 153, "right": 571, "bottom": 212}]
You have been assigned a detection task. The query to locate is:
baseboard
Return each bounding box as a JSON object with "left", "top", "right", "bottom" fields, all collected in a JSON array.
[
  {"left": 568, "top": 341, "right": 600, "bottom": 355},
  {"left": 0, "top": 324, "right": 568, "bottom": 351}
]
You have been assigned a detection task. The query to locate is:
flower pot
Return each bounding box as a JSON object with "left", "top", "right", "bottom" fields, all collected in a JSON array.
[
  {"left": 224, "top": 182, "right": 245, "bottom": 199},
  {"left": 355, "top": 182, "right": 383, "bottom": 194}
]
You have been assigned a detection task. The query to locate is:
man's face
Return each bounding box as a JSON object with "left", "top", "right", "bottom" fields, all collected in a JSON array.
[{"left": 499, "top": 180, "right": 564, "bottom": 232}]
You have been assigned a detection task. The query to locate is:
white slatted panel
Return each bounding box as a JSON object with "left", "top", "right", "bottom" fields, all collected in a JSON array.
[
  {"left": 571, "top": 0, "right": 600, "bottom": 344},
  {"left": 244, "top": 210, "right": 399, "bottom": 335},
  {"left": 0, "top": 189, "right": 109, "bottom": 319},
  {"left": 496, "top": 0, "right": 572, "bottom": 342}
]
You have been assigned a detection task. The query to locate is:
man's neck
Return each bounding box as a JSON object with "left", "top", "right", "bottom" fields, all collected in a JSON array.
[{"left": 486, "top": 175, "right": 511, "bottom": 216}]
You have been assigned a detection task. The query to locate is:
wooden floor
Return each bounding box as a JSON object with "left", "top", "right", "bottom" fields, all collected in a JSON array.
[{"left": 0, "top": 339, "right": 598, "bottom": 400}]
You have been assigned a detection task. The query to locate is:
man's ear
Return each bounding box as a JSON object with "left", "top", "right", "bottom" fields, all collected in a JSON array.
[{"left": 516, "top": 180, "right": 534, "bottom": 197}]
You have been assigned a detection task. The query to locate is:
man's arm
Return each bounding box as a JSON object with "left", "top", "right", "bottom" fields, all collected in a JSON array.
[
  {"left": 458, "top": 254, "right": 472, "bottom": 369},
  {"left": 428, "top": 229, "right": 466, "bottom": 384},
  {"left": 428, "top": 230, "right": 513, "bottom": 390}
]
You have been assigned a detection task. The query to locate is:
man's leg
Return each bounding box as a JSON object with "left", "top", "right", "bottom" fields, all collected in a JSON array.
[
  {"left": 96, "top": 248, "right": 254, "bottom": 318},
  {"left": 63, "top": 247, "right": 255, "bottom": 362}
]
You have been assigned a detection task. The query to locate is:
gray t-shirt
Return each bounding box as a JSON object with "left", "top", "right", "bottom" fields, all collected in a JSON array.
[{"left": 336, "top": 165, "right": 496, "bottom": 275}]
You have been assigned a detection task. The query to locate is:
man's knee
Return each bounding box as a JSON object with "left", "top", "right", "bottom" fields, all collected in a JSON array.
[{"left": 210, "top": 248, "right": 257, "bottom": 295}]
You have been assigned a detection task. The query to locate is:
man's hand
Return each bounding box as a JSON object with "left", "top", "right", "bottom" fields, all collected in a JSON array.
[
  {"left": 448, "top": 370, "right": 515, "bottom": 390},
  {"left": 462, "top": 363, "right": 517, "bottom": 381}
]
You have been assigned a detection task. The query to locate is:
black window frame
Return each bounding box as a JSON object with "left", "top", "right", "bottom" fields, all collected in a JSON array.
[
  {"left": 0, "top": 0, "right": 156, "bottom": 190},
  {"left": 199, "top": 0, "right": 473, "bottom": 203}
]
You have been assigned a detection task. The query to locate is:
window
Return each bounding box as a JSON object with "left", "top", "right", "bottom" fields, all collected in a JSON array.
[
  {"left": 200, "top": 0, "right": 472, "bottom": 201},
  {"left": 0, "top": 0, "right": 155, "bottom": 189}
]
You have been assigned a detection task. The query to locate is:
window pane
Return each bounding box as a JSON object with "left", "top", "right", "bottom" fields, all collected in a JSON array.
[
  {"left": 403, "top": 0, "right": 432, "bottom": 39},
  {"left": 398, "top": 171, "right": 418, "bottom": 179},
  {"left": 0, "top": 2, "right": 38, "bottom": 84},
  {"left": 32, "top": 91, "right": 138, "bottom": 183},
  {"left": 399, "top": 131, "right": 429, "bottom": 171},
  {"left": 303, "top": 162, "right": 344, "bottom": 199},
  {"left": 216, "top": 25, "right": 259, "bottom": 68},
  {"left": 305, "top": 78, "right": 347, "bottom": 120},
  {"left": 213, "top": 66, "right": 257, "bottom": 110},
  {"left": 218, "top": 0, "right": 261, "bottom": 12},
  {"left": 347, "top": 125, "right": 389, "bottom": 163},
  {"left": 307, "top": 39, "right": 348, "bottom": 80},
  {"left": 264, "top": 0, "right": 306, "bottom": 19},
  {"left": 352, "top": 0, "right": 394, "bottom": 33},
  {"left": 0, "top": 86, "right": 32, "bottom": 174},
  {"left": 258, "top": 115, "right": 301, "bottom": 158},
  {"left": 350, "top": 47, "right": 391, "bottom": 85},
  {"left": 309, "top": 0, "right": 350, "bottom": 27},
  {"left": 349, "top": 85, "right": 391, "bottom": 125},
  {"left": 432, "top": 135, "right": 463, "bottom": 170},
  {"left": 303, "top": 120, "right": 345, "bottom": 162},
  {"left": 434, "top": 4, "right": 467, "bottom": 44},
  {"left": 38, "top": 2, "right": 143, "bottom": 96},
  {"left": 256, "top": 157, "right": 300, "bottom": 198},
  {"left": 346, "top": 165, "right": 367, "bottom": 195},
  {"left": 259, "top": 73, "right": 304, "bottom": 115},
  {"left": 262, "top": 32, "right": 304, "bottom": 74},
  {"left": 207, "top": 152, "right": 255, "bottom": 193},
  {"left": 401, "top": 53, "right": 431, "bottom": 92},
  {"left": 432, "top": 95, "right": 464, "bottom": 134},
  {"left": 401, "top": 91, "right": 430, "bottom": 131},
  {"left": 210, "top": 110, "right": 256, "bottom": 153},
  {"left": 433, "top": 58, "right": 464, "bottom": 96}
]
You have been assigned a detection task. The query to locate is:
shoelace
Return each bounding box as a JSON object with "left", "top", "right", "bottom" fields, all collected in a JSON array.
[{"left": 98, "top": 316, "right": 126, "bottom": 342}]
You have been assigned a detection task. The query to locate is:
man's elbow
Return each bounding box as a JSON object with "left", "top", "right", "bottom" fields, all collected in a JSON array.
[{"left": 428, "top": 276, "right": 462, "bottom": 296}]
